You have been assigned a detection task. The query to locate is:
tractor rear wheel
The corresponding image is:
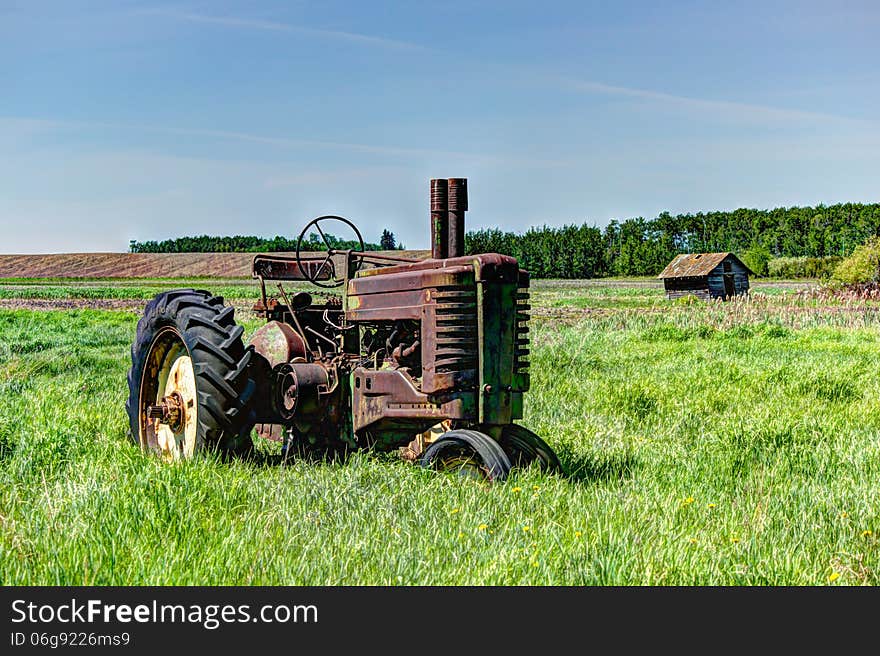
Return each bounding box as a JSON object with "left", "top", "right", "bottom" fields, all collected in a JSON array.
[
  {"left": 126, "top": 289, "right": 256, "bottom": 460},
  {"left": 498, "top": 424, "right": 562, "bottom": 473},
  {"left": 420, "top": 429, "right": 512, "bottom": 481}
]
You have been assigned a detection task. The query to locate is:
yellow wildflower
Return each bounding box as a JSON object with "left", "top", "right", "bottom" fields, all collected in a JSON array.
[
  {"left": 478, "top": 524, "right": 488, "bottom": 531},
  {"left": 682, "top": 497, "right": 695, "bottom": 505},
  {"left": 512, "top": 487, "right": 522, "bottom": 493},
  {"left": 533, "top": 485, "right": 540, "bottom": 491},
  {"left": 840, "top": 512, "right": 848, "bottom": 518},
  {"left": 523, "top": 525, "right": 531, "bottom": 532},
  {"left": 451, "top": 508, "right": 460, "bottom": 514},
  {"left": 862, "top": 530, "right": 873, "bottom": 537},
  {"left": 828, "top": 572, "right": 840, "bottom": 583},
  {"left": 575, "top": 531, "right": 582, "bottom": 538},
  {"left": 707, "top": 503, "right": 716, "bottom": 509},
  {"left": 730, "top": 537, "right": 740, "bottom": 544},
  {"left": 689, "top": 538, "right": 697, "bottom": 544}
]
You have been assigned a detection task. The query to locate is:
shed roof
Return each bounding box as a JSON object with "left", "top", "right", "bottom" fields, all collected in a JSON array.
[{"left": 657, "top": 252, "right": 753, "bottom": 279}]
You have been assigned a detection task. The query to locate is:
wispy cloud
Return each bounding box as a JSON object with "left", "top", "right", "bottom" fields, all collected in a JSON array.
[
  {"left": 0, "top": 116, "right": 569, "bottom": 169},
  {"left": 140, "top": 7, "right": 424, "bottom": 51},
  {"left": 263, "top": 167, "right": 400, "bottom": 189},
  {"left": 551, "top": 75, "right": 878, "bottom": 129},
  {"left": 160, "top": 126, "right": 568, "bottom": 166}
]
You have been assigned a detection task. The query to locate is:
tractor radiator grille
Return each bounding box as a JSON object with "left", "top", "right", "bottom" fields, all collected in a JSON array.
[
  {"left": 514, "top": 285, "right": 530, "bottom": 375},
  {"left": 432, "top": 287, "right": 478, "bottom": 374}
]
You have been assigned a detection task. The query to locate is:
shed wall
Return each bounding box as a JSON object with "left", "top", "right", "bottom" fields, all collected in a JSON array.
[{"left": 663, "top": 276, "right": 711, "bottom": 300}]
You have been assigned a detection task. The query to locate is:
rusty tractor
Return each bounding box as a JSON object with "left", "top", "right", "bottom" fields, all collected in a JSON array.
[{"left": 126, "top": 178, "right": 561, "bottom": 480}]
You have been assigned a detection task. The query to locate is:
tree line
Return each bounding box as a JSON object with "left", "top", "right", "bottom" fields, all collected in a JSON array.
[
  {"left": 130, "top": 229, "right": 403, "bottom": 254},
  {"left": 465, "top": 202, "right": 880, "bottom": 278}
]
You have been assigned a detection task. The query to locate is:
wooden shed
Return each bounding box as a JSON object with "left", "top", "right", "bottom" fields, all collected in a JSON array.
[{"left": 657, "top": 252, "right": 753, "bottom": 300}]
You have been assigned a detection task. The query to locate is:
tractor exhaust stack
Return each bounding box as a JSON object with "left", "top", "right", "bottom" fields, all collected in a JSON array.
[{"left": 447, "top": 178, "right": 467, "bottom": 258}]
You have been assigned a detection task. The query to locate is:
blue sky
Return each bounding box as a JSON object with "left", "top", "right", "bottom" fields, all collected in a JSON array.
[{"left": 1, "top": 0, "right": 878, "bottom": 253}]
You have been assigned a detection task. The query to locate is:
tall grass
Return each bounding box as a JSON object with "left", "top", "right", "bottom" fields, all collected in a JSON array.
[{"left": 0, "top": 284, "right": 878, "bottom": 585}]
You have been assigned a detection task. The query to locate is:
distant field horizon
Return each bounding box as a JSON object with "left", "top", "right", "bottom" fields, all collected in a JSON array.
[{"left": 0, "top": 250, "right": 431, "bottom": 279}]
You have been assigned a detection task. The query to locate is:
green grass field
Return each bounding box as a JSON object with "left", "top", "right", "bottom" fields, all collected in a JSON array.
[{"left": 0, "top": 279, "right": 878, "bottom": 585}]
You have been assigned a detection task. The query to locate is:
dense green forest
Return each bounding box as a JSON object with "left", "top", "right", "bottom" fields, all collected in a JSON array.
[
  {"left": 466, "top": 202, "right": 880, "bottom": 278},
  {"left": 130, "top": 202, "right": 880, "bottom": 278}
]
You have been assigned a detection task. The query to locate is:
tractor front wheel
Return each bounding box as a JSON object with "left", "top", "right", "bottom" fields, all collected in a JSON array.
[
  {"left": 126, "top": 289, "right": 256, "bottom": 460},
  {"left": 498, "top": 424, "right": 562, "bottom": 473},
  {"left": 420, "top": 429, "right": 512, "bottom": 481}
]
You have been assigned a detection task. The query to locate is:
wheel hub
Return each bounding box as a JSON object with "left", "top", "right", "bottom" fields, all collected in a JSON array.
[{"left": 146, "top": 391, "right": 185, "bottom": 433}]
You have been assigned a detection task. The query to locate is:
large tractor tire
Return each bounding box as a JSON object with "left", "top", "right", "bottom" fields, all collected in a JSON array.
[{"left": 126, "top": 289, "right": 256, "bottom": 460}]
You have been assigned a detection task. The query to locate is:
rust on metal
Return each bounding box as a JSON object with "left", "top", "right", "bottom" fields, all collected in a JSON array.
[
  {"left": 248, "top": 320, "right": 307, "bottom": 368},
  {"left": 353, "top": 252, "right": 425, "bottom": 264},
  {"left": 146, "top": 391, "right": 184, "bottom": 431},
  {"left": 272, "top": 362, "right": 330, "bottom": 420},
  {"left": 255, "top": 423, "right": 284, "bottom": 442},
  {"left": 253, "top": 254, "right": 335, "bottom": 281},
  {"left": 351, "top": 253, "right": 518, "bottom": 282},
  {"left": 430, "top": 178, "right": 448, "bottom": 260},
  {"left": 350, "top": 367, "right": 465, "bottom": 435}
]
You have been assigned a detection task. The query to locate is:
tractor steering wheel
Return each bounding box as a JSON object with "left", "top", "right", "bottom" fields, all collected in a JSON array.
[{"left": 295, "top": 215, "right": 365, "bottom": 288}]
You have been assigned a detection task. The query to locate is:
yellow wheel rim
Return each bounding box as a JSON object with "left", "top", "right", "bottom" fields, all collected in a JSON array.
[
  {"left": 154, "top": 355, "right": 197, "bottom": 461},
  {"left": 437, "top": 453, "right": 487, "bottom": 481},
  {"left": 139, "top": 327, "right": 199, "bottom": 461}
]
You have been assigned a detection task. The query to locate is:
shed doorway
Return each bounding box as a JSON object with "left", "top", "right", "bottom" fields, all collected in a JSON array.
[{"left": 723, "top": 274, "right": 735, "bottom": 298}]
